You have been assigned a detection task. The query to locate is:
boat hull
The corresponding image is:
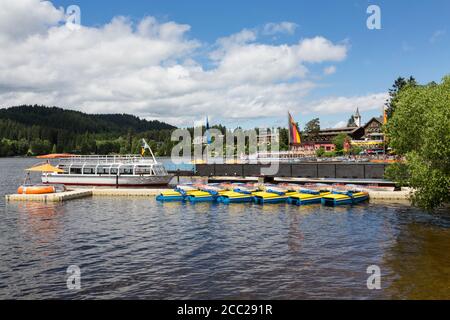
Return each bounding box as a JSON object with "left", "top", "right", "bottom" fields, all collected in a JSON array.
[
  {"left": 187, "top": 195, "right": 215, "bottom": 202},
  {"left": 156, "top": 190, "right": 185, "bottom": 201},
  {"left": 218, "top": 194, "right": 254, "bottom": 204},
  {"left": 321, "top": 192, "right": 369, "bottom": 206},
  {"left": 253, "top": 196, "right": 288, "bottom": 204},
  {"left": 42, "top": 174, "right": 173, "bottom": 186}
]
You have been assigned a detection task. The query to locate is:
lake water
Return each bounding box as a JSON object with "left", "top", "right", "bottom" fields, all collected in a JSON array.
[{"left": 0, "top": 158, "right": 449, "bottom": 299}]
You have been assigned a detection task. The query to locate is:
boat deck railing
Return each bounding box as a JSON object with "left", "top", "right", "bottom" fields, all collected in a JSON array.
[{"left": 58, "top": 155, "right": 157, "bottom": 166}]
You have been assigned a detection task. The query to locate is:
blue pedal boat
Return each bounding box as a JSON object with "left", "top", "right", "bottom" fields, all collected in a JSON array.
[
  {"left": 217, "top": 191, "right": 254, "bottom": 204},
  {"left": 321, "top": 190, "right": 369, "bottom": 206},
  {"left": 252, "top": 189, "right": 293, "bottom": 204},
  {"left": 288, "top": 189, "right": 331, "bottom": 205},
  {"left": 156, "top": 190, "right": 185, "bottom": 201},
  {"left": 186, "top": 190, "right": 216, "bottom": 202}
]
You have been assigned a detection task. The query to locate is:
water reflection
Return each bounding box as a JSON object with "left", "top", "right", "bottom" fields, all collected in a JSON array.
[
  {"left": 384, "top": 215, "right": 450, "bottom": 299},
  {"left": 287, "top": 211, "right": 303, "bottom": 253},
  {"left": 14, "top": 202, "right": 63, "bottom": 243},
  {"left": 1, "top": 157, "right": 449, "bottom": 299}
]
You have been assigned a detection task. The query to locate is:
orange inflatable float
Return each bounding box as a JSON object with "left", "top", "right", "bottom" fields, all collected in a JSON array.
[{"left": 17, "top": 185, "right": 56, "bottom": 195}]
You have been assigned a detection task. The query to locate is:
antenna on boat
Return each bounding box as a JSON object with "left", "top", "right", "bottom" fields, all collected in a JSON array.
[{"left": 140, "top": 138, "right": 157, "bottom": 162}]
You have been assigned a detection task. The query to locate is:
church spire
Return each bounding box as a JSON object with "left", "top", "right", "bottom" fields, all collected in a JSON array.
[{"left": 354, "top": 108, "right": 361, "bottom": 127}]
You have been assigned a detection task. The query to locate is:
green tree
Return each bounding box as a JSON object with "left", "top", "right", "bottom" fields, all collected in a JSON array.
[
  {"left": 385, "top": 76, "right": 417, "bottom": 119},
  {"left": 316, "top": 147, "right": 325, "bottom": 157},
  {"left": 304, "top": 118, "right": 320, "bottom": 140},
  {"left": 385, "top": 75, "right": 450, "bottom": 210},
  {"left": 350, "top": 145, "right": 363, "bottom": 156},
  {"left": 347, "top": 115, "right": 356, "bottom": 127},
  {"left": 278, "top": 127, "right": 289, "bottom": 151},
  {"left": 30, "top": 139, "right": 52, "bottom": 155},
  {"left": 332, "top": 133, "right": 348, "bottom": 151}
]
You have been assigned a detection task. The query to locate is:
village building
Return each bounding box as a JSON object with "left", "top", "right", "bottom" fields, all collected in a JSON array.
[{"left": 300, "top": 108, "right": 385, "bottom": 153}]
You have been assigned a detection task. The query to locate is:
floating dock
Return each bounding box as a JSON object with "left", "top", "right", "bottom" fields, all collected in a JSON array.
[
  {"left": 367, "top": 188, "right": 411, "bottom": 202},
  {"left": 91, "top": 188, "right": 171, "bottom": 197},
  {"left": 5, "top": 189, "right": 92, "bottom": 202},
  {"left": 5, "top": 187, "right": 412, "bottom": 203}
]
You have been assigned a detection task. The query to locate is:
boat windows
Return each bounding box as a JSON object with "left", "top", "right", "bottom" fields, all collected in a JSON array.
[
  {"left": 153, "top": 165, "right": 168, "bottom": 175},
  {"left": 54, "top": 155, "right": 169, "bottom": 177},
  {"left": 135, "top": 167, "right": 151, "bottom": 175},
  {"left": 70, "top": 168, "right": 82, "bottom": 174},
  {"left": 98, "top": 168, "right": 109, "bottom": 174},
  {"left": 119, "top": 167, "right": 134, "bottom": 175},
  {"left": 83, "top": 168, "right": 95, "bottom": 174}
]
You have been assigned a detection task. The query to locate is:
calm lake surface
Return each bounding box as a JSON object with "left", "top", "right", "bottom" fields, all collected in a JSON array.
[{"left": 0, "top": 158, "right": 449, "bottom": 299}]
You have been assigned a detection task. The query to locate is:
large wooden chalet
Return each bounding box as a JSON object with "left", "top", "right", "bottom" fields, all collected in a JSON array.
[{"left": 301, "top": 109, "right": 385, "bottom": 152}]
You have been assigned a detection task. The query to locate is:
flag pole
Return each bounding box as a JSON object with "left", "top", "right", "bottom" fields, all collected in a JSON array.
[{"left": 205, "top": 116, "right": 209, "bottom": 164}]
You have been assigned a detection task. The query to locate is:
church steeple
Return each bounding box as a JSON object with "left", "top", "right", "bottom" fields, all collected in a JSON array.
[{"left": 354, "top": 107, "right": 361, "bottom": 127}]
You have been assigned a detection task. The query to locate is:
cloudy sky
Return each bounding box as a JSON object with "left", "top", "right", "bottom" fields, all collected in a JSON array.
[{"left": 0, "top": 0, "right": 449, "bottom": 129}]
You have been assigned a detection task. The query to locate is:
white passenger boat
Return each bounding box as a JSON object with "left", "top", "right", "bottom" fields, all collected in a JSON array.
[{"left": 41, "top": 140, "right": 173, "bottom": 187}]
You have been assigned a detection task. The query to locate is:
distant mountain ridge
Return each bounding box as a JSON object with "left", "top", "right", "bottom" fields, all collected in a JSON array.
[{"left": 0, "top": 105, "right": 176, "bottom": 134}]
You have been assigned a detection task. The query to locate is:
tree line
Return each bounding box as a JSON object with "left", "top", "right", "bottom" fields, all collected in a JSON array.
[
  {"left": 0, "top": 105, "right": 176, "bottom": 157},
  {"left": 0, "top": 105, "right": 295, "bottom": 158}
]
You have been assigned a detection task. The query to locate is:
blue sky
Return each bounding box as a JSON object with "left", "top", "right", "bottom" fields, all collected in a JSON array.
[{"left": 2, "top": 0, "right": 449, "bottom": 129}]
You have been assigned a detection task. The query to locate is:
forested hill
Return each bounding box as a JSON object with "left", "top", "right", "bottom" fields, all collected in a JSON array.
[
  {"left": 0, "top": 105, "right": 175, "bottom": 134},
  {"left": 0, "top": 105, "right": 177, "bottom": 156}
]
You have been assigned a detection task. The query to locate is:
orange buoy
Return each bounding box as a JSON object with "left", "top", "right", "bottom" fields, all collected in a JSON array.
[{"left": 17, "top": 185, "right": 56, "bottom": 195}]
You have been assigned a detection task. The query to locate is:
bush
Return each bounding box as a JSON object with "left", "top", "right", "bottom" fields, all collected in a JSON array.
[{"left": 316, "top": 147, "right": 325, "bottom": 157}]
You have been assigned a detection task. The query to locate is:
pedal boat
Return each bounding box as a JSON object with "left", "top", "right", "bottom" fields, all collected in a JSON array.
[
  {"left": 197, "top": 184, "right": 228, "bottom": 196},
  {"left": 156, "top": 189, "right": 185, "bottom": 201},
  {"left": 288, "top": 189, "right": 331, "bottom": 205},
  {"left": 252, "top": 189, "right": 296, "bottom": 204},
  {"left": 216, "top": 191, "right": 254, "bottom": 204},
  {"left": 156, "top": 184, "right": 198, "bottom": 201},
  {"left": 321, "top": 190, "right": 369, "bottom": 206},
  {"left": 186, "top": 190, "right": 216, "bottom": 202},
  {"left": 232, "top": 185, "right": 259, "bottom": 195}
]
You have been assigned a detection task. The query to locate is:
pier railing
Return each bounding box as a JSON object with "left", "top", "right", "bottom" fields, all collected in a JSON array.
[
  {"left": 195, "top": 162, "right": 388, "bottom": 180},
  {"left": 59, "top": 155, "right": 156, "bottom": 165}
]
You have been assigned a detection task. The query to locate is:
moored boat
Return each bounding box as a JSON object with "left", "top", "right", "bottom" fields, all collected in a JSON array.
[
  {"left": 321, "top": 190, "right": 369, "bottom": 206},
  {"left": 217, "top": 191, "right": 254, "bottom": 204},
  {"left": 288, "top": 189, "right": 331, "bottom": 205},
  {"left": 186, "top": 190, "right": 216, "bottom": 202},
  {"left": 156, "top": 190, "right": 185, "bottom": 201},
  {"left": 253, "top": 190, "right": 290, "bottom": 204},
  {"left": 42, "top": 139, "right": 173, "bottom": 187}
]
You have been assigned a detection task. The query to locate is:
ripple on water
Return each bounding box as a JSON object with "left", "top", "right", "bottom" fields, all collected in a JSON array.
[{"left": 1, "top": 158, "right": 449, "bottom": 299}]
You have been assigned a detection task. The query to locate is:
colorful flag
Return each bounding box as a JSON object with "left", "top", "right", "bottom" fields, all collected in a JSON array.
[
  {"left": 140, "top": 139, "right": 150, "bottom": 156},
  {"left": 288, "top": 112, "right": 301, "bottom": 145},
  {"left": 383, "top": 107, "right": 388, "bottom": 124}
]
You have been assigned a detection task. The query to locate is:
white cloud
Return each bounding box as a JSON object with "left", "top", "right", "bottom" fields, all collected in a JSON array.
[
  {"left": 307, "top": 93, "right": 388, "bottom": 114},
  {"left": 296, "top": 37, "right": 347, "bottom": 63},
  {"left": 430, "top": 29, "right": 446, "bottom": 43},
  {"left": 262, "top": 22, "right": 298, "bottom": 35},
  {"left": 0, "top": 0, "right": 64, "bottom": 41},
  {"left": 216, "top": 28, "right": 257, "bottom": 48},
  {"left": 0, "top": 0, "right": 352, "bottom": 126},
  {"left": 323, "top": 66, "right": 336, "bottom": 75},
  {"left": 333, "top": 121, "right": 347, "bottom": 128}
]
